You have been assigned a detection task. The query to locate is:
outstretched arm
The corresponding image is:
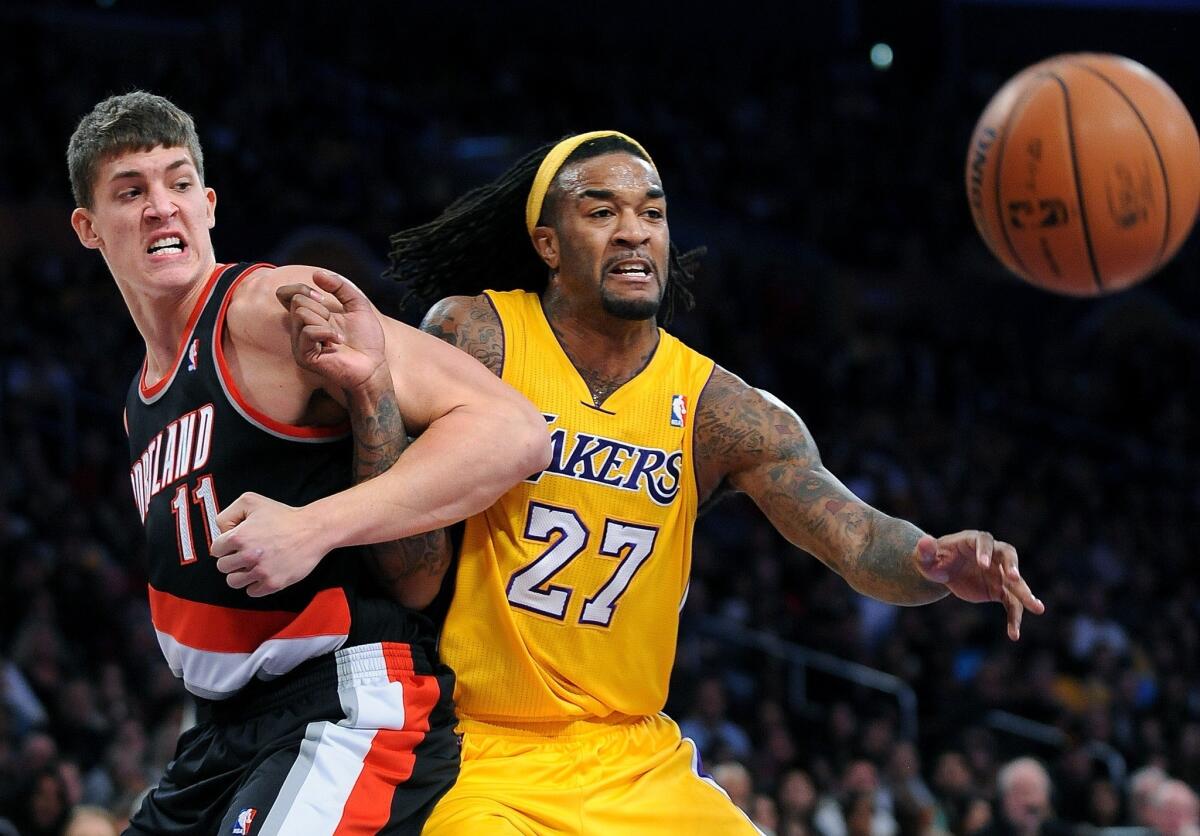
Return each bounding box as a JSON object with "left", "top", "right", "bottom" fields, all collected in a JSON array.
[{"left": 694, "top": 366, "right": 1043, "bottom": 639}]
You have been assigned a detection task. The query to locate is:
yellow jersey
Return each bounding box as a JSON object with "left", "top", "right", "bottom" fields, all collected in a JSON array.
[{"left": 441, "top": 290, "right": 715, "bottom": 732}]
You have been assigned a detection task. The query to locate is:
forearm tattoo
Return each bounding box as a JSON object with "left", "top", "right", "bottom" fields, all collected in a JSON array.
[
  {"left": 350, "top": 387, "right": 450, "bottom": 595},
  {"left": 854, "top": 514, "right": 945, "bottom": 604}
]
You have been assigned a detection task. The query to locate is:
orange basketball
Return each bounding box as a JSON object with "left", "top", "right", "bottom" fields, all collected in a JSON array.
[{"left": 965, "top": 53, "right": 1200, "bottom": 296}]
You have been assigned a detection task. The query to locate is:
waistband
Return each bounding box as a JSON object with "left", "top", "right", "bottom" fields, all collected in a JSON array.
[
  {"left": 456, "top": 711, "right": 656, "bottom": 740},
  {"left": 196, "top": 640, "right": 436, "bottom": 724}
]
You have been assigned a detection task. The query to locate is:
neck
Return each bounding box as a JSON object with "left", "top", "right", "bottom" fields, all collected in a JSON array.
[
  {"left": 115, "top": 260, "right": 218, "bottom": 382},
  {"left": 541, "top": 284, "right": 660, "bottom": 406}
]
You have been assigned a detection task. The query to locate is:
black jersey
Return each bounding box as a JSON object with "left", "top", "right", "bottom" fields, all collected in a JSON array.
[{"left": 125, "top": 262, "right": 385, "bottom": 700}]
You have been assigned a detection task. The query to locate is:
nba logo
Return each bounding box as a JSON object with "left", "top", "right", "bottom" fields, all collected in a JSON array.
[
  {"left": 670, "top": 394, "right": 687, "bottom": 428},
  {"left": 232, "top": 808, "right": 256, "bottom": 835},
  {"left": 186, "top": 338, "right": 200, "bottom": 372}
]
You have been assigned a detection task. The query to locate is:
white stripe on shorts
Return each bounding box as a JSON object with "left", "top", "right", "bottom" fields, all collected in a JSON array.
[{"left": 254, "top": 720, "right": 377, "bottom": 836}]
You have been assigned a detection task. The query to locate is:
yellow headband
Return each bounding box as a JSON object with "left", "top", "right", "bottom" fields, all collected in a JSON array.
[{"left": 524, "top": 130, "right": 655, "bottom": 236}]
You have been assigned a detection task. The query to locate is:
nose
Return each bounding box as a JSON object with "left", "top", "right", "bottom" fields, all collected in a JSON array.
[
  {"left": 144, "top": 184, "right": 179, "bottom": 222},
  {"left": 612, "top": 208, "right": 650, "bottom": 249}
]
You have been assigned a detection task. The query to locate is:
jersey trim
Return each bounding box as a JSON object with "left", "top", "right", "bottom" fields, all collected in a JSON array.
[
  {"left": 138, "top": 263, "right": 226, "bottom": 404},
  {"left": 148, "top": 584, "right": 352, "bottom": 699},
  {"left": 212, "top": 265, "right": 351, "bottom": 442},
  {"left": 692, "top": 363, "right": 720, "bottom": 503},
  {"left": 483, "top": 292, "right": 505, "bottom": 379},
  {"left": 148, "top": 584, "right": 352, "bottom": 653}
]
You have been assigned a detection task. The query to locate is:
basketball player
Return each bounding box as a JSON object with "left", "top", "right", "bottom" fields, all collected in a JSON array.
[
  {"left": 66, "top": 91, "right": 550, "bottom": 834},
  {"left": 289, "top": 132, "right": 1045, "bottom": 834}
]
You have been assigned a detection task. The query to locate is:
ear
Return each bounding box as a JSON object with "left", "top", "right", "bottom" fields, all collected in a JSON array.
[
  {"left": 71, "top": 207, "right": 102, "bottom": 250},
  {"left": 531, "top": 226, "right": 559, "bottom": 270},
  {"left": 205, "top": 186, "right": 217, "bottom": 229}
]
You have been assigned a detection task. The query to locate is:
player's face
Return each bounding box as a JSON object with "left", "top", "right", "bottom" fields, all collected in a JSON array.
[
  {"left": 547, "top": 152, "right": 669, "bottom": 321},
  {"left": 71, "top": 144, "right": 216, "bottom": 296}
]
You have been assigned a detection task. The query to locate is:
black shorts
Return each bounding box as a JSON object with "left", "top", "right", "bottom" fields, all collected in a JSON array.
[{"left": 125, "top": 640, "right": 459, "bottom": 835}]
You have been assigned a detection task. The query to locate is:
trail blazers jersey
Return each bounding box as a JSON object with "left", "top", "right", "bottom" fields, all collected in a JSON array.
[
  {"left": 442, "top": 289, "right": 716, "bottom": 728},
  {"left": 125, "top": 262, "right": 374, "bottom": 700}
]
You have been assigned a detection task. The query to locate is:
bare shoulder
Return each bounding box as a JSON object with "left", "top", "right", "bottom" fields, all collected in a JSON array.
[
  {"left": 419, "top": 294, "right": 504, "bottom": 376},
  {"left": 223, "top": 264, "right": 294, "bottom": 352},
  {"left": 694, "top": 365, "right": 820, "bottom": 499}
]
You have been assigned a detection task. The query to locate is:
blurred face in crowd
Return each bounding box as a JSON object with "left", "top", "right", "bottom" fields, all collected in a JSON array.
[
  {"left": 845, "top": 792, "right": 875, "bottom": 836},
  {"left": 934, "top": 751, "right": 973, "bottom": 796},
  {"left": 1153, "top": 780, "right": 1200, "bottom": 836},
  {"left": 843, "top": 760, "right": 879, "bottom": 794},
  {"left": 1001, "top": 762, "right": 1051, "bottom": 836},
  {"left": 713, "top": 763, "right": 753, "bottom": 813},
  {"left": 71, "top": 145, "right": 216, "bottom": 300},
  {"left": 64, "top": 808, "right": 120, "bottom": 836},
  {"left": 1088, "top": 779, "right": 1121, "bottom": 827},
  {"left": 779, "top": 769, "right": 817, "bottom": 816},
  {"left": 536, "top": 152, "right": 669, "bottom": 322}
]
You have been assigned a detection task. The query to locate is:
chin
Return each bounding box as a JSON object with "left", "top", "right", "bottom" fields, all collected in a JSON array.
[{"left": 601, "top": 293, "right": 660, "bottom": 321}]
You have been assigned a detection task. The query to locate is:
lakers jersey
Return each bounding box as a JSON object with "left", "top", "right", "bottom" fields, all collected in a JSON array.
[{"left": 442, "top": 290, "right": 716, "bottom": 729}]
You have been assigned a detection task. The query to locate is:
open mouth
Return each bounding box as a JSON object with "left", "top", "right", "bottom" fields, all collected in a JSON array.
[
  {"left": 607, "top": 258, "right": 654, "bottom": 281},
  {"left": 147, "top": 235, "right": 185, "bottom": 256}
]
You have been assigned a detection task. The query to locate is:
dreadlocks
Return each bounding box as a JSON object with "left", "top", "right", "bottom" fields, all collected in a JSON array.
[{"left": 385, "top": 135, "right": 700, "bottom": 325}]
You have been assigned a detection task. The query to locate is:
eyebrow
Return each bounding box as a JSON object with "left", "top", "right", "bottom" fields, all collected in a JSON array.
[
  {"left": 109, "top": 157, "right": 194, "bottom": 182},
  {"left": 578, "top": 187, "right": 666, "bottom": 200}
]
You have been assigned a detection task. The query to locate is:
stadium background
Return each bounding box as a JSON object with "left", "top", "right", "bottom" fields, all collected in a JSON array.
[{"left": 1, "top": 1, "right": 1198, "bottom": 833}]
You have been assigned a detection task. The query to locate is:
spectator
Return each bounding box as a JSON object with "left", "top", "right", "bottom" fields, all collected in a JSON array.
[
  {"left": 931, "top": 751, "right": 978, "bottom": 833},
  {"left": 713, "top": 760, "right": 755, "bottom": 817},
  {"left": 680, "top": 675, "right": 754, "bottom": 763},
  {"left": 815, "top": 760, "right": 899, "bottom": 836},
  {"left": 1127, "top": 764, "right": 1168, "bottom": 828},
  {"left": 755, "top": 793, "right": 782, "bottom": 836},
  {"left": 1150, "top": 779, "right": 1200, "bottom": 836},
  {"left": 1085, "top": 778, "right": 1122, "bottom": 828},
  {"left": 976, "top": 757, "right": 1068, "bottom": 836},
  {"left": 63, "top": 805, "right": 120, "bottom": 836},
  {"left": 779, "top": 768, "right": 820, "bottom": 836}
]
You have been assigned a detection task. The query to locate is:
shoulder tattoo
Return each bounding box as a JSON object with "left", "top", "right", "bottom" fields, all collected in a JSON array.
[{"left": 420, "top": 295, "right": 504, "bottom": 377}]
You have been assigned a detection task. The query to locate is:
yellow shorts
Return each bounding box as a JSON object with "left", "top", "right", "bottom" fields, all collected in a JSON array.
[{"left": 422, "top": 713, "right": 761, "bottom": 835}]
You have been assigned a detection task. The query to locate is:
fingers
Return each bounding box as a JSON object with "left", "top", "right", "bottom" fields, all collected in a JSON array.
[
  {"left": 216, "top": 550, "right": 279, "bottom": 597},
  {"left": 275, "top": 283, "right": 319, "bottom": 310},
  {"left": 211, "top": 493, "right": 260, "bottom": 556},
  {"left": 1003, "top": 585, "right": 1024, "bottom": 641},
  {"left": 993, "top": 540, "right": 1044, "bottom": 614},
  {"left": 991, "top": 539, "right": 1044, "bottom": 641},
  {"left": 975, "top": 529, "right": 994, "bottom": 569},
  {"left": 310, "top": 269, "right": 370, "bottom": 313},
  {"left": 915, "top": 534, "right": 949, "bottom": 583}
]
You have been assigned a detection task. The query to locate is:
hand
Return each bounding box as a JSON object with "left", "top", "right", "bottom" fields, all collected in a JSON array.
[
  {"left": 275, "top": 269, "right": 387, "bottom": 391},
  {"left": 211, "top": 492, "right": 330, "bottom": 597},
  {"left": 916, "top": 530, "right": 1045, "bottom": 641}
]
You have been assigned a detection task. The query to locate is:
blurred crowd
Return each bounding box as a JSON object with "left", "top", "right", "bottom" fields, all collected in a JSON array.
[{"left": 2, "top": 2, "right": 1198, "bottom": 834}]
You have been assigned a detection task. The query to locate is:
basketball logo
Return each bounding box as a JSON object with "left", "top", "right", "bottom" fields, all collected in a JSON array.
[{"left": 670, "top": 394, "right": 687, "bottom": 428}]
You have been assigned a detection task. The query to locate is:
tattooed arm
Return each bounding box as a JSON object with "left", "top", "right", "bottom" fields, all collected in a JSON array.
[
  {"left": 345, "top": 375, "right": 450, "bottom": 609},
  {"left": 210, "top": 269, "right": 548, "bottom": 599},
  {"left": 694, "top": 366, "right": 1043, "bottom": 637},
  {"left": 419, "top": 294, "right": 505, "bottom": 377}
]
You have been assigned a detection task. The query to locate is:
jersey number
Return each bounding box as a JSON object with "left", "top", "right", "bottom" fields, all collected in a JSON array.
[
  {"left": 506, "top": 502, "right": 658, "bottom": 627},
  {"left": 170, "top": 475, "right": 220, "bottom": 564}
]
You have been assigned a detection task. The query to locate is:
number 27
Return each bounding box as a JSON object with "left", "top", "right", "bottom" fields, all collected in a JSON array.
[{"left": 506, "top": 502, "right": 658, "bottom": 627}]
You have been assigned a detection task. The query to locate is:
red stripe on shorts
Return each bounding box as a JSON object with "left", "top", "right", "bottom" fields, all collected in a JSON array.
[{"left": 332, "top": 642, "right": 442, "bottom": 834}]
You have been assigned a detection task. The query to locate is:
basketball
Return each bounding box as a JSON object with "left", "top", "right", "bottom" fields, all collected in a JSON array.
[{"left": 965, "top": 53, "right": 1200, "bottom": 296}]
